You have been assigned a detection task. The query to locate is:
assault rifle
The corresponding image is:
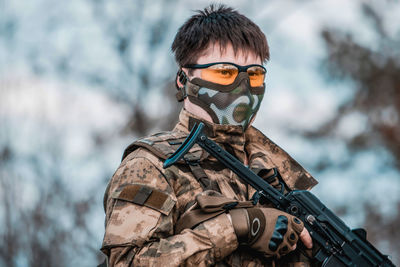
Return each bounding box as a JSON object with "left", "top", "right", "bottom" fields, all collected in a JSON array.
[{"left": 163, "top": 122, "right": 395, "bottom": 267}]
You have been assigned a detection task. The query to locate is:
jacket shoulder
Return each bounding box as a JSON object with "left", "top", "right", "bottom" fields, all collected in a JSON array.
[{"left": 121, "top": 130, "right": 203, "bottom": 163}]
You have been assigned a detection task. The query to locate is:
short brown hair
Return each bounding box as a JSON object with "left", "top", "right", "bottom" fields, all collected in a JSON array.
[{"left": 171, "top": 4, "right": 270, "bottom": 67}]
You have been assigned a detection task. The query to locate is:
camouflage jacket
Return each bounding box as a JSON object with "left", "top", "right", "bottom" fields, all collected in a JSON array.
[{"left": 101, "top": 109, "right": 318, "bottom": 267}]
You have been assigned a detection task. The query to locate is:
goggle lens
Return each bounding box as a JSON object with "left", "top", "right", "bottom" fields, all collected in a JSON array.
[
  {"left": 199, "top": 63, "right": 265, "bottom": 87},
  {"left": 200, "top": 64, "right": 238, "bottom": 85},
  {"left": 247, "top": 66, "right": 265, "bottom": 87}
]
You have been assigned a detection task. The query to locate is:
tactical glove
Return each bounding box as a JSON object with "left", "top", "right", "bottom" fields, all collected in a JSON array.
[{"left": 229, "top": 207, "right": 304, "bottom": 258}]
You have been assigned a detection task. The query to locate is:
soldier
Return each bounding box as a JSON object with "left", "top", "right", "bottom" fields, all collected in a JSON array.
[{"left": 101, "top": 4, "right": 317, "bottom": 266}]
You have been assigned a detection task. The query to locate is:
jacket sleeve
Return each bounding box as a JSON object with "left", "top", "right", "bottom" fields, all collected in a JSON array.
[{"left": 101, "top": 152, "right": 238, "bottom": 267}]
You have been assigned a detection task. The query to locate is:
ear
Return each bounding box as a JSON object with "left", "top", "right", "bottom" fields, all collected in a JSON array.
[{"left": 176, "top": 74, "right": 183, "bottom": 88}]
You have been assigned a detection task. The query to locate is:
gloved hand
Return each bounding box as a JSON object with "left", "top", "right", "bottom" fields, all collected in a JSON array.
[{"left": 229, "top": 207, "right": 304, "bottom": 258}]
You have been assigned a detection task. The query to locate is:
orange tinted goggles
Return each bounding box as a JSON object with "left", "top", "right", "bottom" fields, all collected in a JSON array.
[{"left": 184, "top": 62, "right": 266, "bottom": 87}]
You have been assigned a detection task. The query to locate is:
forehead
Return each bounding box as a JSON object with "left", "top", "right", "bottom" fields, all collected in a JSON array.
[{"left": 195, "top": 42, "right": 262, "bottom": 66}]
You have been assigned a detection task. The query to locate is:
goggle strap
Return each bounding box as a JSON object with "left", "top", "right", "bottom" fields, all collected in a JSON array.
[{"left": 175, "top": 90, "right": 185, "bottom": 102}]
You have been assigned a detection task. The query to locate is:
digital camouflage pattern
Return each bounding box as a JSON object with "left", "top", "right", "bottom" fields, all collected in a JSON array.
[{"left": 101, "top": 109, "right": 318, "bottom": 266}]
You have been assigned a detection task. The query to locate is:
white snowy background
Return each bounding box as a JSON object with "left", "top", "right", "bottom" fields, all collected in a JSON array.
[{"left": 1, "top": 0, "right": 399, "bottom": 266}]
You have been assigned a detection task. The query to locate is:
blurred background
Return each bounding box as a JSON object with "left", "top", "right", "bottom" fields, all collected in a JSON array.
[{"left": 0, "top": 0, "right": 399, "bottom": 266}]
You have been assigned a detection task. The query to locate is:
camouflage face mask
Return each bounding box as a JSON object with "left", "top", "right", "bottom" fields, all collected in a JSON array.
[{"left": 184, "top": 72, "right": 265, "bottom": 130}]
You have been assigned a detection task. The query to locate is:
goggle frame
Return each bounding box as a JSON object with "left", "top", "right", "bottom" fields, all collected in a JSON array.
[{"left": 183, "top": 62, "right": 266, "bottom": 87}]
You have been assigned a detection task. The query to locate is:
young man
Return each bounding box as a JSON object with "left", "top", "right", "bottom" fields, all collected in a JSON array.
[{"left": 101, "top": 5, "right": 317, "bottom": 266}]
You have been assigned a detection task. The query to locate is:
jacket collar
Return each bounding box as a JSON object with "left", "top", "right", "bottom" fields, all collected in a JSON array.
[{"left": 174, "top": 109, "right": 247, "bottom": 162}]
